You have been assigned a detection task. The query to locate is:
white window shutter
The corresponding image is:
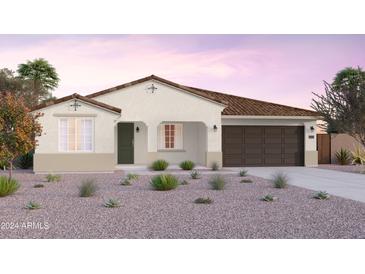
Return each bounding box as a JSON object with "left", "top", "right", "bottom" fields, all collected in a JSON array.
[{"left": 59, "top": 119, "right": 68, "bottom": 151}]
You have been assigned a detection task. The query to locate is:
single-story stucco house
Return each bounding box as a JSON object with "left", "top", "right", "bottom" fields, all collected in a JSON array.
[{"left": 31, "top": 75, "right": 319, "bottom": 173}]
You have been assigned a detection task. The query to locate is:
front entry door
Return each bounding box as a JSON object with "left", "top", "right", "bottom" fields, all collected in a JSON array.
[{"left": 117, "top": 123, "right": 134, "bottom": 164}]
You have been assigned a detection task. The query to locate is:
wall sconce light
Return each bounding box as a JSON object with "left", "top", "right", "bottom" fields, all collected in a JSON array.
[
  {"left": 213, "top": 125, "right": 218, "bottom": 131},
  {"left": 136, "top": 126, "right": 140, "bottom": 133},
  {"left": 310, "top": 126, "right": 314, "bottom": 132}
]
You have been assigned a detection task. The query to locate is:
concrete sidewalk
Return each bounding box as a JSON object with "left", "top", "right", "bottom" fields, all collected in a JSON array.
[{"left": 240, "top": 167, "right": 365, "bottom": 203}]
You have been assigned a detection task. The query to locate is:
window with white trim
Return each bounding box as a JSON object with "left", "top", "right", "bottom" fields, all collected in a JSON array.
[
  {"left": 158, "top": 123, "right": 183, "bottom": 150},
  {"left": 59, "top": 118, "right": 93, "bottom": 152}
]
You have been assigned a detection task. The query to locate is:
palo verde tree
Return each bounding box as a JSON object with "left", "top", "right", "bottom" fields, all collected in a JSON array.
[
  {"left": 311, "top": 67, "right": 365, "bottom": 146},
  {"left": 0, "top": 92, "right": 42, "bottom": 178},
  {"left": 17, "top": 58, "right": 59, "bottom": 106}
]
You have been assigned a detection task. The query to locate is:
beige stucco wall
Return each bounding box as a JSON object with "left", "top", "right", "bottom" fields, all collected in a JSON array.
[
  {"left": 331, "top": 134, "right": 364, "bottom": 162},
  {"left": 93, "top": 80, "right": 224, "bottom": 154}
]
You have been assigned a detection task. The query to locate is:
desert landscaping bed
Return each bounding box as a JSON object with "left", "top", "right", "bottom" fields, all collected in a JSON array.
[
  {"left": 317, "top": 164, "right": 365, "bottom": 174},
  {"left": 0, "top": 170, "right": 364, "bottom": 239}
]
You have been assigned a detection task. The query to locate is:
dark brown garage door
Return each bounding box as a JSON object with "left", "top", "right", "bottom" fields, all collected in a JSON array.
[{"left": 222, "top": 126, "right": 304, "bottom": 167}]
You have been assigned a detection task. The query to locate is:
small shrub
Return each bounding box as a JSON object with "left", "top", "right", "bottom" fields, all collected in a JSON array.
[
  {"left": 0, "top": 176, "right": 20, "bottom": 197},
  {"left": 151, "top": 159, "right": 169, "bottom": 171},
  {"left": 261, "top": 194, "right": 277, "bottom": 202},
  {"left": 272, "top": 172, "right": 288, "bottom": 189},
  {"left": 209, "top": 175, "right": 225, "bottom": 190},
  {"left": 313, "top": 191, "right": 330, "bottom": 200},
  {"left": 34, "top": 184, "right": 44, "bottom": 188},
  {"left": 150, "top": 174, "right": 179, "bottom": 191},
  {"left": 120, "top": 178, "right": 131, "bottom": 186},
  {"left": 194, "top": 197, "right": 213, "bottom": 204},
  {"left": 180, "top": 180, "right": 189, "bottom": 185},
  {"left": 240, "top": 179, "right": 253, "bottom": 183},
  {"left": 19, "top": 152, "right": 34, "bottom": 169},
  {"left": 190, "top": 169, "right": 201, "bottom": 179},
  {"left": 239, "top": 169, "right": 248, "bottom": 177},
  {"left": 180, "top": 160, "right": 195, "bottom": 170},
  {"left": 78, "top": 179, "right": 98, "bottom": 197},
  {"left": 335, "top": 148, "right": 351, "bottom": 165},
  {"left": 103, "top": 198, "right": 120, "bottom": 208},
  {"left": 351, "top": 146, "right": 365, "bottom": 165},
  {"left": 25, "top": 201, "right": 41, "bottom": 210},
  {"left": 211, "top": 162, "right": 219, "bottom": 171},
  {"left": 126, "top": 173, "right": 139, "bottom": 180},
  {"left": 45, "top": 174, "right": 61, "bottom": 183},
  {"left": 0, "top": 159, "right": 10, "bottom": 170}
]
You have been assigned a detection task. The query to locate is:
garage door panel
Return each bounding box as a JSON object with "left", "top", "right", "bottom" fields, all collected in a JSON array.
[{"left": 223, "top": 126, "right": 304, "bottom": 167}]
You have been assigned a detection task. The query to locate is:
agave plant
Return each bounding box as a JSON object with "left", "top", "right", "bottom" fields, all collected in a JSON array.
[
  {"left": 335, "top": 148, "right": 351, "bottom": 165},
  {"left": 103, "top": 198, "right": 120, "bottom": 208},
  {"left": 351, "top": 146, "right": 365, "bottom": 165},
  {"left": 239, "top": 169, "right": 248, "bottom": 177},
  {"left": 190, "top": 169, "right": 201, "bottom": 179},
  {"left": 261, "top": 194, "right": 277, "bottom": 202},
  {"left": 25, "top": 201, "right": 41, "bottom": 210},
  {"left": 194, "top": 197, "right": 213, "bottom": 204},
  {"left": 313, "top": 191, "right": 330, "bottom": 200}
]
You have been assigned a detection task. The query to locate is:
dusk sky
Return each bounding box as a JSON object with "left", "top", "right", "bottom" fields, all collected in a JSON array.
[{"left": 1, "top": 34, "right": 364, "bottom": 109}]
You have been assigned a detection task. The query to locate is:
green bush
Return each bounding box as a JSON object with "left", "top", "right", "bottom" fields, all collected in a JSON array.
[
  {"left": 78, "top": 179, "right": 98, "bottom": 197},
  {"left": 0, "top": 159, "right": 10, "bottom": 170},
  {"left": 272, "top": 172, "right": 288, "bottom": 189},
  {"left": 351, "top": 146, "right": 365, "bottom": 165},
  {"left": 261, "top": 194, "right": 277, "bottom": 202},
  {"left": 45, "top": 174, "right": 61, "bottom": 183},
  {"left": 194, "top": 197, "right": 213, "bottom": 204},
  {"left": 313, "top": 191, "right": 330, "bottom": 200},
  {"left": 150, "top": 174, "right": 179, "bottom": 191},
  {"left": 0, "top": 176, "right": 20, "bottom": 197},
  {"left": 239, "top": 169, "right": 248, "bottom": 177},
  {"left": 209, "top": 175, "right": 225, "bottom": 190},
  {"left": 25, "top": 201, "right": 41, "bottom": 210},
  {"left": 211, "top": 162, "right": 219, "bottom": 171},
  {"left": 103, "top": 198, "right": 120, "bottom": 208},
  {"left": 190, "top": 169, "right": 201, "bottom": 179},
  {"left": 180, "top": 160, "right": 195, "bottom": 170},
  {"left": 151, "top": 159, "right": 169, "bottom": 171},
  {"left": 34, "top": 184, "right": 44, "bottom": 188},
  {"left": 240, "top": 179, "right": 253, "bottom": 183},
  {"left": 19, "top": 152, "right": 34, "bottom": 169},
  {"left": 335, "top": 148, "right": 351, "bottom": 165}
]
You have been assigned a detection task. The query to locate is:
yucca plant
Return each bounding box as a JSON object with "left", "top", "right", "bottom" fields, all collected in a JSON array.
[
  {"left": 150, "top": 174, "right": 179, "bottom": 191},
  {"left": 335, "top": 148, "right": 351, "bottom": 165},
  {"left": 180, "top": 160, "right": 195, "bottom": 170},
  {"left": 351, "top": 146, "right": 365, "bottom": 165},
  {"left": 313, "top": 191, "right": 330, "bottom": 200},
  {"left": 0, "top": 176, "right": 20, "bottom": 197},
  {"left": 209, "top": 175, "right": 225, "bottom": 190},
  {"left": 78, "top": 179, "right": 98, "bottom": 197},
  {"left": 239, "top": 169, "right": 248, "bottom": 177},
  {"left": 194, "top": 197, "right": 213, "bottom": 204},
  {"left": 272, "top": 172, "right": 288, "bottom": 189},
  {"left": 261, "top": 194, "right": 277, "bottom": 202},
  {"left": 190, "top": 169, "right": 201, "bottom": 179},
  {"left": 151, "top": 159, "right": 169, "bottom": 171},
  {"left": 103, "top": 198, "right": 120, "bottom": 208},
  {"left": 25, "top": 201, "right": 41, "bottom": 210},
  {"left": 45, "top": 174, "right": 61, "bottom": 183}
]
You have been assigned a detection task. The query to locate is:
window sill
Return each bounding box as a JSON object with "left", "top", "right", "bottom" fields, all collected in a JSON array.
[{"left": 158, "top": 149, "right": 186, "bottom": 152}]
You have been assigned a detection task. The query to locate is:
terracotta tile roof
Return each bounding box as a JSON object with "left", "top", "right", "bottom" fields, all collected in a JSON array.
[
  {"left": 31, "top": 93, "right": 121, "bottom": 114},
  {"left": 183, "top": 86, "right": 319, "bottom": 117}
]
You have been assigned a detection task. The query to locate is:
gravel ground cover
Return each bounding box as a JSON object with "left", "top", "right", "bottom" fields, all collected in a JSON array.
[
  {"left": 0, "top": 170, "right": 364, "bottom": 239},
  {"left": 317, "top": 164, "right": 365, "bottom": 174}
]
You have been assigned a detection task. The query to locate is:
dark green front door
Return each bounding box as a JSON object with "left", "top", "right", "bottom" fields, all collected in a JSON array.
[{"left": 117, "top": 123, "right": 134, "bottom": 164}]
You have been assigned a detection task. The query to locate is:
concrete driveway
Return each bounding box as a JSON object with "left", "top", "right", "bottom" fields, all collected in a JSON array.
[{"left": 241, "top": 167, "right": 365, "bottom": 203}]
